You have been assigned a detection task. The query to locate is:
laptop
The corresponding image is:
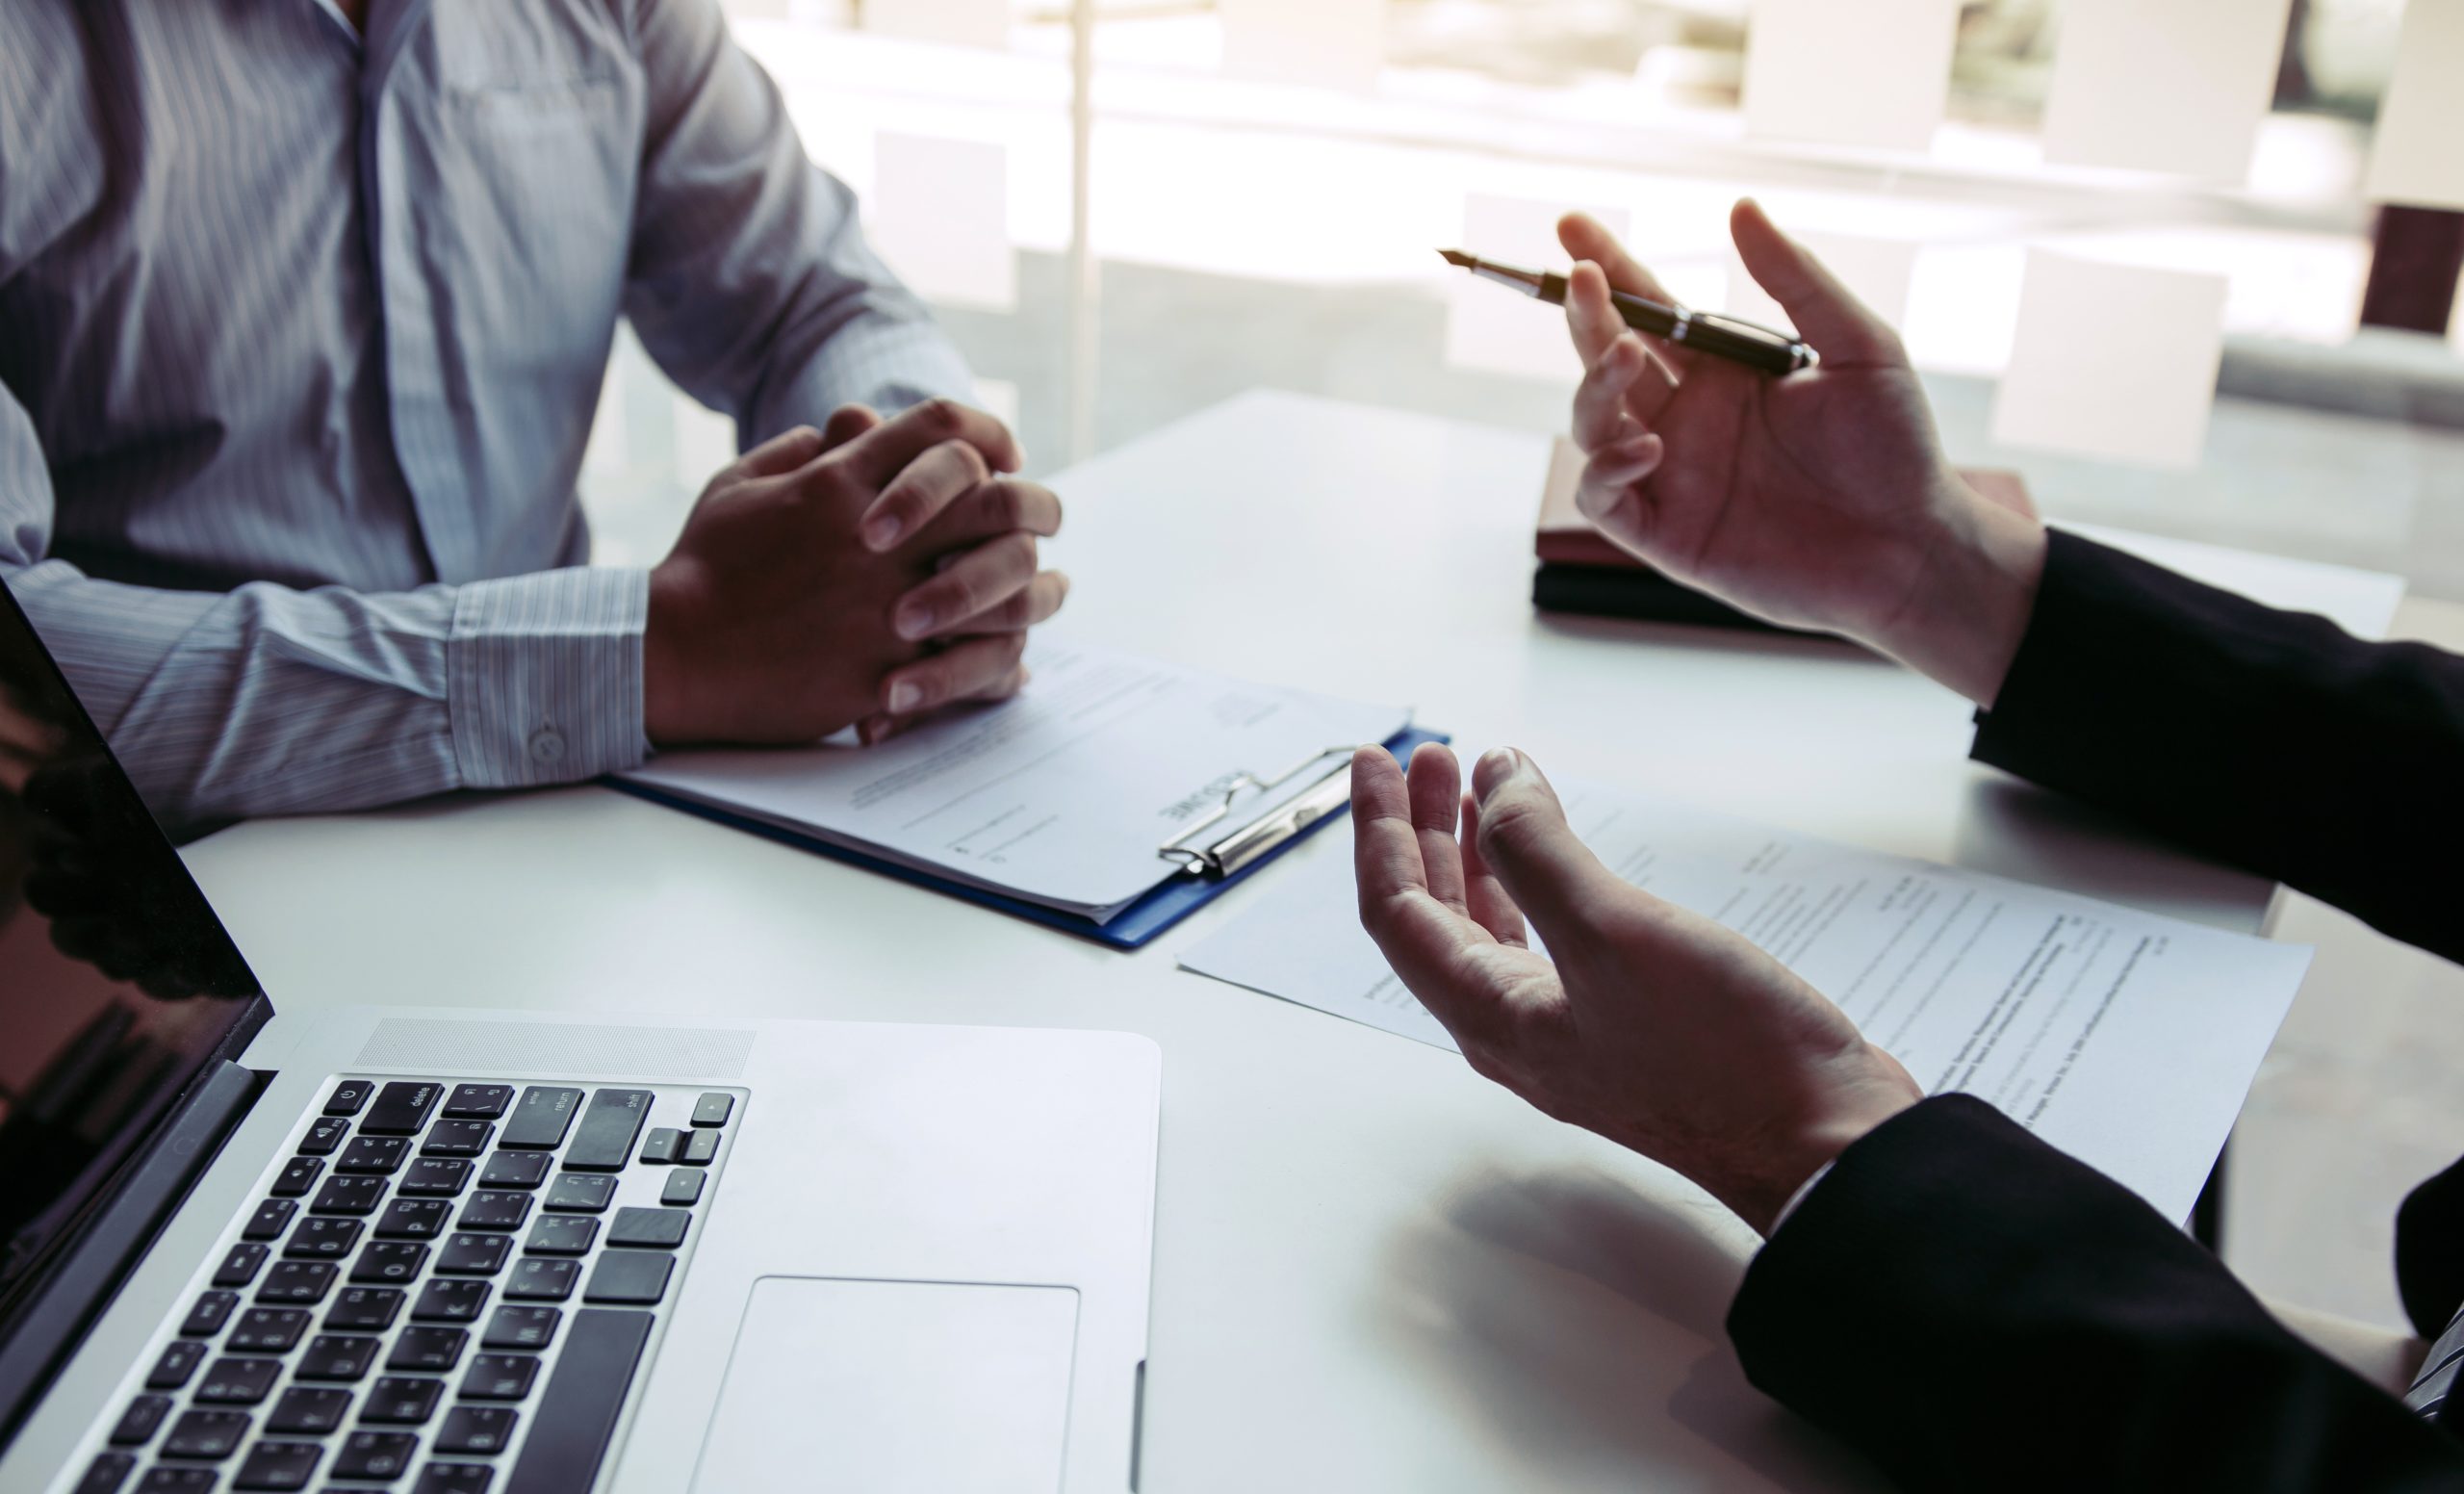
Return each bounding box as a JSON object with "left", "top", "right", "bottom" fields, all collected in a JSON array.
[{"left": 0, "top": 582, "right": 1161, "bottom": 1494}]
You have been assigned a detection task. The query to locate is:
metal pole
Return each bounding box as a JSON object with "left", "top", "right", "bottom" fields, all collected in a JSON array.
[{"left": 1064, "top": 0, "right": 1099, "bottom": 465}]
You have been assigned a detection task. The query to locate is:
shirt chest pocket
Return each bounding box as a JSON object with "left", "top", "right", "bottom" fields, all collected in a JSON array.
[{"left": 424, "top": 73, "right": 637, "bottom": 374}]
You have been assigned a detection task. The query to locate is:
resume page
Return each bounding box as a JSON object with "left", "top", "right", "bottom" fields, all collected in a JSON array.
[
  {"left": 1181, "top": 779, "right": 2309, "bottom": 1222},
  {"left": 623, "top": 641, "right": 1409, "bottom": 917}
]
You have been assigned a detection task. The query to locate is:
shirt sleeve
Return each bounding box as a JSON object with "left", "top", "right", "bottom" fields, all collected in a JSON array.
[
  {"left": 2, "top": 389, "right": 650, "bottom": 832},
  {"left": 620, "top": 0, "right": 975, "bottom": 445}
]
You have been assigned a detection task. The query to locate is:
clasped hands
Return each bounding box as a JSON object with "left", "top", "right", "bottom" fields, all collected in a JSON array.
[
  {"left": 1353, "top": 200, "right": 2059, "bottom": 1232},
  {"left": 645, "top": 398, "right": 1066, "bottom": 749}
]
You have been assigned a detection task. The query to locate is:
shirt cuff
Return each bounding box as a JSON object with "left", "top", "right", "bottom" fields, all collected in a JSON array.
[
  {"left": 1768, "top": 1160, "right": 1837, "bottom": 1238},
  {"left": 447, "top": 567, "right": 650, "bottom": 789}
]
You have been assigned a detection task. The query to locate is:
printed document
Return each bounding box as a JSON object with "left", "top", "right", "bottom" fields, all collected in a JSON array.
[
  {"left": 1180, "top": 780, "right": 2310, "bottom": 1220},
  {"left": 622, "top": 641, "right": 1409, "bottom": 920}
]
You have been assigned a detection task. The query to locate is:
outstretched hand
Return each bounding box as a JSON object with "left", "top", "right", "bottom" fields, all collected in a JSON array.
[
  {"left": 1559, "top": 201, "right": 2044, "bottom": 707},
  {"left": 1351, "top": 740, "right": 1920, "bottom": 1234}
]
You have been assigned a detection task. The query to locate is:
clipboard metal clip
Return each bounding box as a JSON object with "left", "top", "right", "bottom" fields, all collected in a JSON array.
[{"left": 1157, "top": 743, "right": 1372, "bottom": 880}]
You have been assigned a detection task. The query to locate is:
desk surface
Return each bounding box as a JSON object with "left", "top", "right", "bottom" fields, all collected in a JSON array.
[{"left": 185, "top": 392, "right": 2286, "bottom": 1493}]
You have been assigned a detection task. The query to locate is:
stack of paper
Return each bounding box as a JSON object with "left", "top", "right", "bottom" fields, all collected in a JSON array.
[
  {"left": 1181, "top": 778, "right": 2310, "bottom": 1222},
  {"left": 621, "top": 642, "right": 1409, "bottom": 924}
]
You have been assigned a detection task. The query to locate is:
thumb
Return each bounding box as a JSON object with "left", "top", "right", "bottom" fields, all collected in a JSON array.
[
  {"left": 1468, "top": 748, "right": 1630, "bottom": 953},
  {"left": 727, "top": 423, "right": 827, "bottom": 480},
  {"left": 1730, "top": 199, "right": 1903, "bottom": 367},
  {"left": 819, "top": 402, "right": 885, "bottom": 451}
]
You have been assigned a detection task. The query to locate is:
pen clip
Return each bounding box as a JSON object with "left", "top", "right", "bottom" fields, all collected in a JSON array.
[{"left": 1157, "top": 743, "right": 1369, "bottom": 877}]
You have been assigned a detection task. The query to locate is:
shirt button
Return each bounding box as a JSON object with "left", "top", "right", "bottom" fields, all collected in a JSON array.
[{"left": 527, "top": 728, "right": 567, "bottom": 766}]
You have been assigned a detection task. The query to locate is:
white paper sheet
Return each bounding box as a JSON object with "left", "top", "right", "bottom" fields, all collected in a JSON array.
[
  {"left": 1444, "top": 195, "right": 1630, "bottom": 381},
  {"left": 1181, "top": 783, "right": 2310, "bottom": 1222},
  {"left": 2364, "top": 0, "right": 2464, "bottom": 211},
  {"left": 870, "top": 134, "right": 1016, "bottom": 312},
  {"left": 624, "top": 642, "right": 1409, "bottom": 919},
  {"left": 1740, "top": 0, "right": 1959, "bottom": 154},
  {"left": 1989, "top": 249, "right": 2227, "bottom": 470},
  {"left": 1220, "top": 0, "right": 1384, "bottom": 92},
  {"left": 2040, "top": 0, "right": 2292, "bottom": 181},
  {"left": 863, "top": 0, "right": 1009, "bottom": 49}
]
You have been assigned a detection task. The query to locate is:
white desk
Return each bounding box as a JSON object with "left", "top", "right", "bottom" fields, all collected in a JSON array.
[{"left": 185, "top": 392, "right": 2296, "bottom": 1493}]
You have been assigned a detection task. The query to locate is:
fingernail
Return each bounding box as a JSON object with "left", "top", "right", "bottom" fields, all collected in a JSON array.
[
  {"left": 894, "top": 602, "right": 936, "bottom": 639},
  {"left": 886, "top": 681, "right": 923, "bottom": 713},
  {"left": 864, "top": 517, "right": 903, "bottom": 551},
  {"left": 1473, "top": 747, "right": 1523, "bottom": 799}
]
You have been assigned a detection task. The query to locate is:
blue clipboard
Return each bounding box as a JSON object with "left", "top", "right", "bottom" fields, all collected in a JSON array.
[{"left": 605, "top": 725, "right": 1449, "bottom": 950}]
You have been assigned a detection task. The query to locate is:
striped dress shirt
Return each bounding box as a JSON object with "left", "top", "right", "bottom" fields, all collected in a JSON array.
[{"left": 0, "top": 0, "right": 971, "bottom": 830}]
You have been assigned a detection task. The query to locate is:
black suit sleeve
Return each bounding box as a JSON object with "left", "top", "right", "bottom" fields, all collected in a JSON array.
[
  {"left": 1970, "top": 528, "right": 2463, "bottom": 965},
  {"left": 1728, "top": 1096, "right": 2464, "bottom": 1492}
]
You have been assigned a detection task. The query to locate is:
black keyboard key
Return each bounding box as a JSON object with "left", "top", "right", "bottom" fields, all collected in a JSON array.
[
  {"left": 295, "top": 1333, "right": 382, "bottom": 1382},
  {"left": 146, "top": 1339, "right": 207, "bottom": 1390},
  {"left": 690, "top": 1093, "right": 733, "bottom": 1127},
  {"left": 309, "top": 1175, "right": 386, "bottom": 1217},
  {"left": 402, "top": 1158, "right": 475, "bottom": 1198},
  {"left": 417, "top": 1464, "right": 497, "bottom": 1493},
  {"left": 137, "top": 1471, "right": 216, "bottom": 1493},
  {"left": 332, "top": 1430, "right": 420, "bottom": 1481},
  {"left": 604, "top": 1207, "right": 689, "bottom": 1250},
  {"left": 213, "top": 1243, "right": 270, "bottom": 1288},
  {"left": 181, "top": 1291, "right": 241, "bottom": 1338},
  {"left": 499, "top": 1087, "right": 584, "bottom": 1151},
  {"left": 445, "top": 1084, "right": 515, "bottom": 1120},
  {"left": 478, "top": 1152, "right": 554, "bottom": 1191},
  {"left": 283, "top": 1218, "right": 363, "bottom": 1260},
  {"left": 502, "top": 1309, "right": 653, "bottom": 1494},
  {"left": 352, "top": 1241, "right": 430, "bottom": 1285},
  {"left": 561, "top": 1090, "right": 652, "bottom": 1172},
  {"left": 414, "top": 1278, "right": 494, "bottom": 1323},
  {"left": 362, "top": 1081, "right": 444, "bottom": 1136},
  {"left": 438, "top": 1233, "right": 514, "bottom": 1276},
  {"left": 481, "top": 1305, "right": 560, "bottom": 1352},
  {"left": 361, "top": 1375, "right": 447, "bottom": 1426},
  {"left": 162, "top": 1407, "right": 251, "bottom": 1460},
  {"left": 459, "top": 1353, "right": 539, "bottom": 1402},
  {"left": 460, "top": 1192, "right": 534, "bottom": 1232},
  {"left": 424, "top": 1120, "right": 494, "bottom": 1157},
  {"left": 542, "top": 1174, "right": 614, "bottom": 1214},
  {"left": 388, "top": 1326, "right": 469, "bottom": 1374},
  {"left": 194, "top": 1357, "right": 282, "bottom": 1405},
  {"left": 524, "top": 1218, "right": 597, "bottom": 1256},
  {"left": 270, "top": 1156, "right": 322, "bottom": 1198},
  {"left": 229, "top": 1307, "right": 312, "bottom": 1352},
  {"left": 680, "top": 1129, "right": 720, "bottom": 1167},
  {"left": 659, "top": 1171, "right": 705, "bottom": 1207},
  {"left": 241, "top": 1199, "right": 295, "bottom": 1242},
  {"left": 298, "top": 1116, "right": 350, "bottom": 1156},
  {"left": 231, "top": 1439, "right": 322, "bottom": 1491},
  {"left": 635, "top": 1128, "right": 683, "bottom": 1166},
  {"left": 502, "top": 1258, "right": 578, "bottom": 1302},
  {"left": 110, "top": 1394, "right": 175, "bottom": 1446},
  {"left": 322, "top": 1288, "right": 403, "bottom": 1332},
  {"left": 580, "top": 1251, "right": 671, "bottom": 1306},
  {"left": 324, "top": 1080, "right": 374, "bottom": 1118},
  {"left": 376, "top": 1198, "right": 451, "bottom": 1240},
  {"left": 337, "top": 1136, "right": 409, "bottom": 1174},
  {"left": 254, "top": 1262, "right": 338, "bottom": 1305},
  {"left": 74, "top": 1452, "right": 135, "bottom": 1494},
  {"left": 266, "top": 1385, "right": 352, "bottom": 1435},
  {"left": 435, "top": 1404, "right": 520, "bottom": 1455}
]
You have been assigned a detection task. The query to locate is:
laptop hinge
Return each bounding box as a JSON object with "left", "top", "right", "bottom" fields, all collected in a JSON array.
[{"left": 0, "top": 1058, "right": 264, "bottom": 1442}]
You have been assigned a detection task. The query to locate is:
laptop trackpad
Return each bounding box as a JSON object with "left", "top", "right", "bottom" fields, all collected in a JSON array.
[{"left": 691, "top": 1276, "right": 1080, "bottom": 1493}]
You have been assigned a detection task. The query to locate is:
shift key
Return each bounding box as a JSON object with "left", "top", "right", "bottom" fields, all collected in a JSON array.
[
  {"left": 563, "top": 1090, "right": 654, "bottom": 1172},
  {"left": 500, "top": 1088, "right": 585, "bottom": 1151}
]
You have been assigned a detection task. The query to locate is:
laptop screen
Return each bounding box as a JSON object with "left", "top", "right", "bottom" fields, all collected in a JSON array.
[{"left": 0, "top": 584, "right": 266, "bottom": 1342}]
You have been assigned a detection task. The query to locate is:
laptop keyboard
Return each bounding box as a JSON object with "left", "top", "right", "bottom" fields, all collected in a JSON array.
[{"left": 70, "top": 1077, "right": 739, "bottom": 1494}]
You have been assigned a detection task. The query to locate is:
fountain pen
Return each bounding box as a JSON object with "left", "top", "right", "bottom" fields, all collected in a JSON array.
[{"left": 1438, "top": 248, "right": 1817, "bottom": 375}]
